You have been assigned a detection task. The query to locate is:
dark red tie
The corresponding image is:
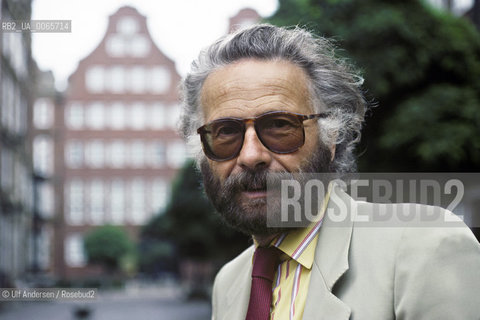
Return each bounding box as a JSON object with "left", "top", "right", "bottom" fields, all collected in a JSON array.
[{"left": 245, "top": 246, "right": 280, "bottom": 320}]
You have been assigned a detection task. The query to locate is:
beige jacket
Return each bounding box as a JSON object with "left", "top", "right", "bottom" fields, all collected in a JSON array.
[{"left": 212, "top": 188, "right": 480, "bottom": 319}]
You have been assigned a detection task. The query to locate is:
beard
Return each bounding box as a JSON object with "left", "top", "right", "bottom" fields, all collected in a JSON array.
[{"left": 200, "top": 143, "right": 333, "bottom": 237}]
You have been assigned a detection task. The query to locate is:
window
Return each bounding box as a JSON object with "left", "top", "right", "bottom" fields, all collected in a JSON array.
[
  {"left": 86, "top": 102, "right": 105, "bottom": 129},
  {"left": 64, "top": 234, "right": 86, "bottom": 267},
  {"left": 37, "top": 228, "right": 51, "bottom": 270},
  {"left": 1, "top": 147, "right": 13, "bottom": 191},
  {"left": 38, "top": 182, "right": 54, "bottom": 218},
  {"left": 66, "top": 102, "right": 83, "bottom": 129},
  {"left": 110, "top": 179, "right": 125, "bottom": 224},
  {"left": 17, "top": 95, "right": 28, "bottom": 136},
  {"left": 106, "top": 35, "right": 125, "bottom": 57},
  {"left": 117, "top": 17, "right": 138, "bottom": 35},
  {"left": 238, "top": 18, "right": 259, "bottom": 30},
  {"left": 12, "top": 160, "right": 23, "bottom": 204},
  {"left": 150, "top": 66, "right": 170, "bottom": 93},
  {"left": 129, "top": 102, "right": 146, "bottom": 130},
  {"left": 167, "top": 105, "right": 181, "bottom": 129},
  {"left": 130, "top": 36, "right": 150, "bottom": 57},
  {"left": 1, "top": 73, "right": 12, "bottom": 130},
  {"left": 18, "top": 162, "right": 33, "bottom": 211},
  {"left": 148, "top": 142, "right": 165, "bottom": 168},
  {"left": 33, "top": 135, "right": 54, "bottom": 176},
  {"left": 0, "top": 218, "right": 10, "bottom": 272},
  {"left": 1, "top": 71, "right": 26, "bottom": 135},
  {"left": 65, "top": 140, "right": 83, "bottom": 168},
  {"left": 33, "top": 98, "right": 54, "bottom": 129},
  {"left": 149, "top": 103, "right": 166, "bottom": 129},
  {"left": 151, "top": 179, "right": 168, "bottom": 214},
  {"left": 85, "top": 66, "right": 105, "bottom": 93},
  {"left": 4, "top": 75, "right": 13, "bottom": 132},
  {"left": 107, "top": 66, "right": 125, "bottom": 93},
  {"left": 129, "top": 66, "right": 146, "bottom": 93},
  {"left": 130, "top": 140, "right": 145, "bottom": 168},
  {"left": 66, "top": 180, "right": 83, "bottom": 225},
  {"left": 89, "top": 180, "right": 104, "bottom": 225},
  {"left": 108, "top": 141, "right": 126, "bottom": 168},
  {"left": 85, "top": 140, "right": 104, "bottom": 168},
  {"left": 109, "top": 102, "right": 126, "bottom": 129},
  {"left": 167, "top": 141, "right": 187, "bottom": 168},
  {"left": 130, "top": 178, "right": 146, "bottom": 225},
  {"left": 2, "top": 32, "right": 27, "bottom": 76}
]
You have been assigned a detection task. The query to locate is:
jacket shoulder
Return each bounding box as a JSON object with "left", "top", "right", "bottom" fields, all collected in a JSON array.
[
  {"left": 215, "top": 245, "right": 254, "bottom": 287},
  {"left": 212, "top": 245, "right": 254, "bottom": 319}
]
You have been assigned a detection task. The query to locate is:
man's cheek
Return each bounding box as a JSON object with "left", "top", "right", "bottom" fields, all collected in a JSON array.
[{"left": 211, "top": 161, "right": 236, "bottom": 183}]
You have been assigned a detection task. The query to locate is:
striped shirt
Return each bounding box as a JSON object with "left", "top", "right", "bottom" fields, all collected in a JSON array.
[{"left": 268, "top": 190, "right": 330, "bottom": 320}]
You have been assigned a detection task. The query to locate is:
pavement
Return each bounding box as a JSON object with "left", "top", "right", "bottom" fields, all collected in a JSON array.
[{"left": 0, "top": 282, "right": 211, "bottom": 320}]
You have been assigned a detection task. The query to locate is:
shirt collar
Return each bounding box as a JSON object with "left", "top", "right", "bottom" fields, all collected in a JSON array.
[{"left": 272, "top": 188, "right": 331, "bottom": 269}]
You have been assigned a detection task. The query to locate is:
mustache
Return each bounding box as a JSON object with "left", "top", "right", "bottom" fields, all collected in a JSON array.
[{"left": 223, "top": 168, "right": 270, "bottom": 193}]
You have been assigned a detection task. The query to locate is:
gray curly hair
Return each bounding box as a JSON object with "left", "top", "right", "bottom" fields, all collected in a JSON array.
[{"left": 180, "top": 24, "right": 367, "bottom": 173}]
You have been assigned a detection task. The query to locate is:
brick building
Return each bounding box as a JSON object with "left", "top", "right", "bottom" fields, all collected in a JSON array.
[
  {"left": 58, "top": 6, "right": 186, "bottom": 278},
  {"left": 228, "top": 7, "right": 261, "bottom": 33},
  {"left": 0, "top": 0, "right": 34, "bottom": 286}
]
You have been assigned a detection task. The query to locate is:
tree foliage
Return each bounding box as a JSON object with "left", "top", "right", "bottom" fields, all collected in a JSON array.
[
  {"left": 268, "top": 0, "right": 480, "bottom": 171},
  {"left": 83, "top": 225, "right": 135, "bottom": 272},
  {"left": 141, "top": 160, "right": 250, "bottom": 272}
]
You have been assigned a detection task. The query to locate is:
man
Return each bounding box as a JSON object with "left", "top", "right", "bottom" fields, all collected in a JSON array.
[{"left": 179, "top": 24, "right": 480, "bottom": 319}]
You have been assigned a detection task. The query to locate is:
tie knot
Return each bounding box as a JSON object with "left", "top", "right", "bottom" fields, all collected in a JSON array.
[{"left": 252, "top": 246, "right": 281, "bottom": 282}]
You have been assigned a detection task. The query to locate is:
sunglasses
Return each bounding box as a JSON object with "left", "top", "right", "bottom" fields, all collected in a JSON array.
[{"left": 197, "top": 111, "right": 328, "bottom": 161}]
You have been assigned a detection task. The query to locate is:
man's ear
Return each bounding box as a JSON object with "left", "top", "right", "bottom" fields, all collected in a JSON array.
[
  {"left": 328, "top": 130, "right": 337, "bottom": 162},
  {"left": 330, "top": 144, "right": 336, "bottom": 162}
]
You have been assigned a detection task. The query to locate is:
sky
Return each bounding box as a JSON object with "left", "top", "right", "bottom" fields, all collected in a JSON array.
[{"left": 31, "top": 0, "right": 278, "bottom": 91}]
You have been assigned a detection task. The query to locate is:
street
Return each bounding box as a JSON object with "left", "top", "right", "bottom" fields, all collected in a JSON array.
[{"left": 0, "top": 286, "right": 211, "bottom": 320}]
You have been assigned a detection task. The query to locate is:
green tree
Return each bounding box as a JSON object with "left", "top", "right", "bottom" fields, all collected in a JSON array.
[
  {"left": 140, "top": 160, "right": 249, "bottom": 273},
  {"left": 84, "top": 225, "right": 135, "bottom": 273},
  {"left": 268, "top": 0, "right": 480, "bottom": 171}
]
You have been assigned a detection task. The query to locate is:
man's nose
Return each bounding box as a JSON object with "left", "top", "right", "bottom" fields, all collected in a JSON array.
[{"left": 236, "top": 125, "right": 272, "bottom": 170}]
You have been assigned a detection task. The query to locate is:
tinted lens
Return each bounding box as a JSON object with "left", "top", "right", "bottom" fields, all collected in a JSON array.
[
  {"left": 256, "top": 113, "right": 304, "bottom": 153},
  {"left": 202, "top": 120, "right": 244, "bottom": 160},
  {"left": 198, "top": 112, "right": 310, "bottom": 161}
]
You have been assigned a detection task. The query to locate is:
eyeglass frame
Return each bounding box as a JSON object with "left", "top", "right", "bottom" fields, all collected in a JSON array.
[{"left": 196, "top": 110, "right": 329, "bottom": 161}]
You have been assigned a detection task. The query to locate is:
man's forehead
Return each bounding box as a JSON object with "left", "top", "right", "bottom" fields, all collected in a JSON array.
[
  {"left": 200, "top": 59, "right": 312, "bottom": 119},
  {"left": 203, "top": 59, "right": 308, "bottom": 88}
]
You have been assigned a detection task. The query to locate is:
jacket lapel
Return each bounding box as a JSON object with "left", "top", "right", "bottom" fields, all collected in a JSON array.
[
  {"left": 223, "top": 247, "right": 253, "bottom": 320},
  {"left": 303, "top": 186, "right": 355, "bottom": 319}
]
